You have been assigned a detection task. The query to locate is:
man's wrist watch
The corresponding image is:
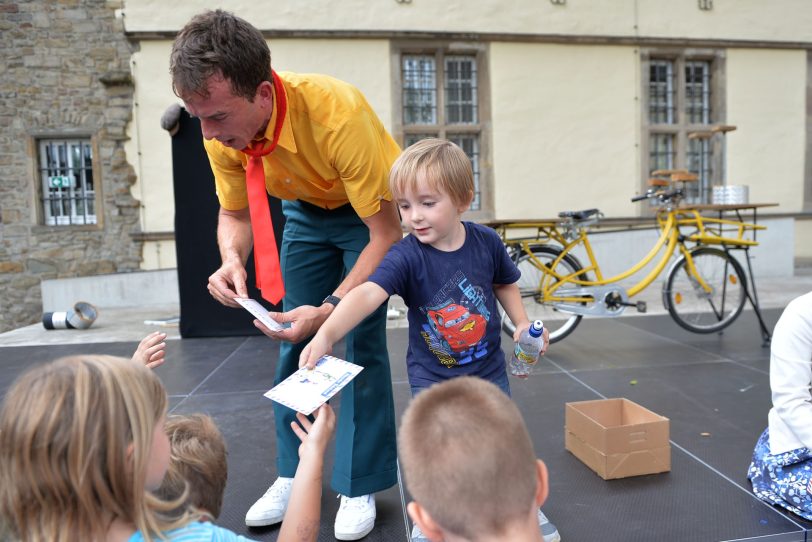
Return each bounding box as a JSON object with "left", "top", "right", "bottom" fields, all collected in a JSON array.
[{"left": 322, "top": 295, "right": 341, "bottom": 308}]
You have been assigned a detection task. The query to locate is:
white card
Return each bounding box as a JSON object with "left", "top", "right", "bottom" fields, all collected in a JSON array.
[
  {"left": 264, "top": 355, "right": 363, "bottom": 415},
  {"left": 234, "top": 297, "right": 285, "bottom": 332}
]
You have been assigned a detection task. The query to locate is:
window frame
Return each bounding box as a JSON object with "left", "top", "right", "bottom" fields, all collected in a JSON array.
[
  {"left": 640, "top": 48, "right": 726, "bottom": 205},
  {"left": 391, "top": 41, "right": 493, "bottom": 221},
  {"left": 33, "top": 135, "right": 101, "bottom": 227}
]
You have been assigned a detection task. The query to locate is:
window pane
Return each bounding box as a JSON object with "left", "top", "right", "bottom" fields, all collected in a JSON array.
[
  {"left": 686, "top": 137, "right": 711, "bottom": 203},
  {"left": 445, "top": 56, "right": 478, "bottom": 124},
  {"left": 649, "top": 134, "right": 675, "bottom": 174},
  {"left": 402, "top": 55, "right": 437, "bottom": 125},
  {"left": 447, "top": 134, "right": 480, "bottom": 211},
  {"left": 39, "top": 138, "right": 96, "bottom": 226},
  {"left": 403, "top": 133, "right": 437, "bottom": 148},
  {"left": 649, "top": 60, "right": 675, "bottom": 124},
  {"left": 685, "top": 61, "right": 711, "bottom": 124}
]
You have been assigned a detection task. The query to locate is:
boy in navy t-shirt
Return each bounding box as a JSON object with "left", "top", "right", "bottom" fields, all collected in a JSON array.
[
  {"left": 299, "top": 138, "right": 558, "bottom": 541},
  {"left": 299, "top": 138, "right": 548, "bottom": 394}
]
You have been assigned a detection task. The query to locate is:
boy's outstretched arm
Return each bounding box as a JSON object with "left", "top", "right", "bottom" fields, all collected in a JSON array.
[
  {"left": 278, "top": 404, "right": 337, "bottom": 542},
  {"left": 299, "top": 281, "right": 389, "bottom": 369},
  {"left": 131, "top": 331, "right": 167, "bottom": 369},
  {"left": 493, "top": 282, "right": 549, "bottom": 354}
]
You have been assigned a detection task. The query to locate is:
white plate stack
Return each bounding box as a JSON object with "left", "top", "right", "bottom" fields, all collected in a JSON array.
[{"left": 711, "top": 185, "right": 749, "bottom": 205}]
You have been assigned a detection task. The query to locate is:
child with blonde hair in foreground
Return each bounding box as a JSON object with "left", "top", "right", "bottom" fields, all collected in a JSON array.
[
  {"left": 0, "top": 354, "right": 334, "bottom": 542},
  {"left": 399, "top": 376, "right": 549, "bottom": 542}
]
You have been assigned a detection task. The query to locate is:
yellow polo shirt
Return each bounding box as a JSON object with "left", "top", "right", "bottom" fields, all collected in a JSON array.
[{"left": 204, "top": 72, "right": 401, "bottom": 219}]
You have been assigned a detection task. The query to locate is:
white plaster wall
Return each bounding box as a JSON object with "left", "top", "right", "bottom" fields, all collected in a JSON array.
[
  {"left": 726, "top": 49, "right": 807, "bottom": 211},
  {"left": 127, "top": 41, "right": 177, "bottom": 233},
  {"left": 121, "top": 0, "right": 812, "bottom": 42},
  {"left": 490, "top": 43, "right": 639, "bottom": 219},
  {"left": 796, "top": 219, "right": 812, "bottom": 259}
]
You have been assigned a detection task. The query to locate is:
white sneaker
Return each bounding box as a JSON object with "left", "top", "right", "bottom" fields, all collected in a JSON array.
[
  {"left": 538, "top": 509, "right": 561, "bottom": 542},
  {"left": 411, "top": 523, "right": 429, "bottom": 541},
  {"left": 334, "top": 494, "right": 376, "bottom": 540},
  {"left": 244, "top": 477, "right": 294, "bottom": 527}
]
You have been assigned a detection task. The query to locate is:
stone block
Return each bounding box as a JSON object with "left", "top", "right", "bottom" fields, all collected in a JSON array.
[
  {"left": 26, "top": 259, "right": 57, "bottom": 275},
  {"left": 0, "top": 261, "right": 24, "bottom": 273}
]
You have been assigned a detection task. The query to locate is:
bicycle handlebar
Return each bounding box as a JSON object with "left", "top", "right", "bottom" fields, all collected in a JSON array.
[{"left": 631, "top": 189, "right": 683, "bottom": 204}]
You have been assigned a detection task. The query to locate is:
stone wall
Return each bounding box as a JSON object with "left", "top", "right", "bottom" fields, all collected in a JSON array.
[{"left": 0, "top": 0, "right": 142, "bottom": 333}]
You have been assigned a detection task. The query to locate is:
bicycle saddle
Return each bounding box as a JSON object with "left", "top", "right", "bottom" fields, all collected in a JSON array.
[{"left": 558, "top": 209, "right": 600, "bottom": 220}]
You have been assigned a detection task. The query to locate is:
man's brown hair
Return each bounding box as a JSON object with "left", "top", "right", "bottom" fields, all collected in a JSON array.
[
  {"left": 156, "top": 414, "right": 228, "bottom": 519},
  {"left": 170, "top": 9, "right": 272, "bottom": 100}
]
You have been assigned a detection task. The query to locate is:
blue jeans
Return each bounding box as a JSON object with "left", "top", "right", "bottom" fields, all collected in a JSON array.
[{"left": 273, "top": 200, "right": 397, "bottom": 496}]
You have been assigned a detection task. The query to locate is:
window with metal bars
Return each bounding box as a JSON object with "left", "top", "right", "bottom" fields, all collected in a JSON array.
[
  {"left": 645, "top": 54, "right": 717, "bottom": 204},
  {"left": 37, "top": 138, "right": 97, "bottom": 225},
  {"left": 400, "top": 51, "right": 484, "bottom": 212}
]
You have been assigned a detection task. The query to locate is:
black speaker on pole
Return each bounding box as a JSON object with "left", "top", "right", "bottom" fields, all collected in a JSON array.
[{"left": 170, "top": 108, "right": 284, "bottom": 337}]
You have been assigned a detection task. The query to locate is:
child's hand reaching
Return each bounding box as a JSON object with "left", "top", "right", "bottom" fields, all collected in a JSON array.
[
  {"left": 132, "top": 331, "right": 167, "bottom": 369},
  {"left": 291, "top": 404, "right": 336, "bottom": 460},
  {"left": 299, "top": 334, "right": 333, "bottom": 370}
]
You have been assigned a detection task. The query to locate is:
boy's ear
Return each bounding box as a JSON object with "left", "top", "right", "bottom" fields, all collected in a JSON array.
[
  {"left": 458, "top": 190, "right": 474, "bottom": 213},
  {"left": 534, "top": 458, "right": 549, "bottom": 508},
  {"left": 407, "top": 501, "right": 446, "bottom": 542}
]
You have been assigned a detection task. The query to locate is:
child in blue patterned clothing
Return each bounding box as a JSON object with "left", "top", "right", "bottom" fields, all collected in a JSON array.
[
  {"left": 748, "top": 291, "right": 812, "bottom": 519},
  {"left": 300, "top": 138, "right": 559, "bottom": 542}
]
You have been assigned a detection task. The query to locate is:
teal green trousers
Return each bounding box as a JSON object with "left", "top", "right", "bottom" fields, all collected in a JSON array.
[{"left": 273, "top": 200, "right": 398, "bottom": 496}]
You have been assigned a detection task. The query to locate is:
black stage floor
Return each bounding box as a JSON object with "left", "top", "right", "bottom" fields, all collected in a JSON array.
[{"left": 2, "top": 308, "right": 811, "bottom": 542}]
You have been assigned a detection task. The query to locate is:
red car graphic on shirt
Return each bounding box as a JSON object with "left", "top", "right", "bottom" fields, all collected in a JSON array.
[{"left": 427, "top": 302, "right": 486, "bottom": 353}]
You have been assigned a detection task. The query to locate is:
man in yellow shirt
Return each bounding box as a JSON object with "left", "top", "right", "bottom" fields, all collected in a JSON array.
[{"left": 170, "top": 10, "right": 402, "bottom": 540}]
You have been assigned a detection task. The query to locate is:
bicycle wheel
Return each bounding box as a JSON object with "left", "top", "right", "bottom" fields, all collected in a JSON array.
[
  {"left": 500, "top": 245, "right": 587, "bottom": 343},
  {"left": 663, "top": 247, "right": 747, "bottom": 333}
]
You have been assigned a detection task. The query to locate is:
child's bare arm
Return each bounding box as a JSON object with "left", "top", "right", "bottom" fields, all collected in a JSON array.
[
  {"left": 278, "top": 404, "right": 337, "bottom": 542},
  {"left": 299, "top": 282, "right": 389, "bottom": 369},
  {"left": 131, "top": 331, "right": 167, "bottom": 369},
  {"left": 493, "top": 283, "right": 549, "bottom": 354}
]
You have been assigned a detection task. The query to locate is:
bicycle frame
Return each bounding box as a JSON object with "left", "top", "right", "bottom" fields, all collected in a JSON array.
[{"left": 528, "top": 211, "right": 713, "bottom": 305}]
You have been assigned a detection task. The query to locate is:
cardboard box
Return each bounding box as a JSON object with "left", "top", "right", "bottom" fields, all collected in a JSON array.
[{"left": 565, "top": 398, "right": 670, "bottom": 480}]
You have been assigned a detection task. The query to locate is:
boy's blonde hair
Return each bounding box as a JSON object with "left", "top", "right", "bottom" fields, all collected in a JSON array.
[
  {"left": 0, "top": 355, "right": 191, "bottom": 542},
  {"left": 156, "top": 414, "right": 228, "bottom": 519},
  {"left": 398, "top": 377, "right": 538, "bottom": 539},
  {"left": 389, "top": 138, "right": 474, "bottom": 208}
]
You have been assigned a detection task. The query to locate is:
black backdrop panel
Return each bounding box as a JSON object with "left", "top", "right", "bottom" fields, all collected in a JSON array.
[{"left": 171, "top": 109, "right": 284, "bottom": 337}]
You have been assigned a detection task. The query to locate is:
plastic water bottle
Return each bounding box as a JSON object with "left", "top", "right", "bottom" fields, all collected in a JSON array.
[{"left": 509, "top": 320, "right": 545, "bottom": 379}]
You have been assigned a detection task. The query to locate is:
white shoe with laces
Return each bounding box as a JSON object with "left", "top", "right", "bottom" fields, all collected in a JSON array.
[
  {"left": 334, "top": 493, "right": 376, "bottom": 540},
  {"left": 538, "top": 509, "right": 561, "bottom": 542},
  {"left": 244, "top": 477, "right": 294, "bottom": 527},
  {"left": 411, "top": 523, "right": 429, "bottom": 541}
]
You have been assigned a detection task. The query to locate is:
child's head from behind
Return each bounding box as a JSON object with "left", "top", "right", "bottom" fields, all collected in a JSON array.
[
  {"left": 156, "top": 413, "right": 228, "bottom": 520},
  {"left": 389, "top": 138, "right": 474, "bottom": 210},
  {"left": 399, "top": 377, "right": 547, "bottom": 541},
  {"left": 0, "top": 355, "right": 179, "bottom": 542}
]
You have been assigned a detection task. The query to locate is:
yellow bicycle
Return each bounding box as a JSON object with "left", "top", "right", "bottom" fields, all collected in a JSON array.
[{"left": 490, "top": 178, "right": 772, "bottom": 344}]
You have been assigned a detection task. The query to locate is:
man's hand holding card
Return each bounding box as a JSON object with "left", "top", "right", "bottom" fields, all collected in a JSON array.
[{"left": 234, "top": 297, "right": 288, "bottom": 333}]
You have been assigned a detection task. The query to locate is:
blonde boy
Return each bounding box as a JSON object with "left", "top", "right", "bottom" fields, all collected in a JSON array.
[
  {"left": 301, "top": 139, "right": 558, "bottom": 540},
  {"left": 399, "top": 376, "right": 549, "bottom": 542},
  {"left": 301, "top": 138, "right": 546, "bottom": 394}
]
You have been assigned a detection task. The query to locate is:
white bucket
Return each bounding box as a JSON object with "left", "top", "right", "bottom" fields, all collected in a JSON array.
[{"left": 711, "top": 185, "right": 749, "bottom": 205}]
